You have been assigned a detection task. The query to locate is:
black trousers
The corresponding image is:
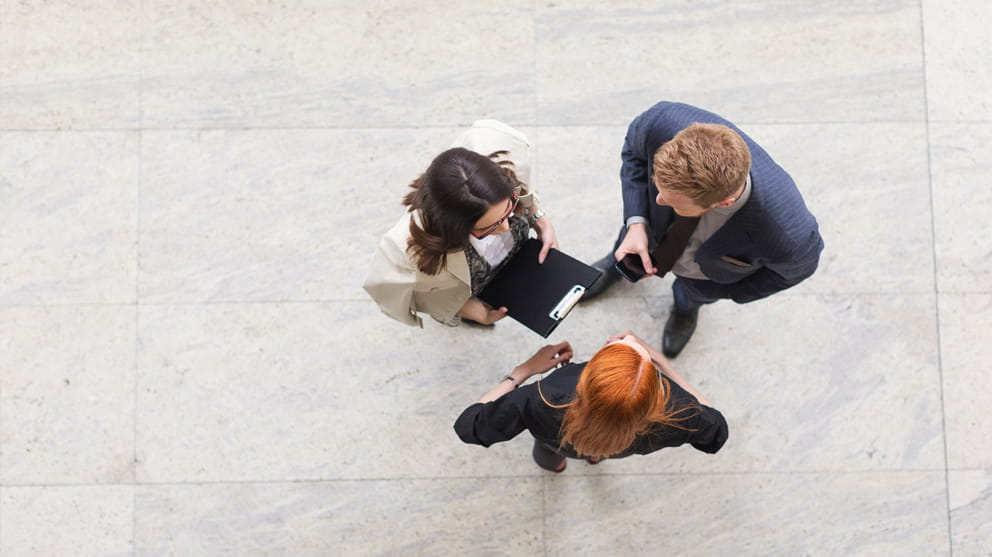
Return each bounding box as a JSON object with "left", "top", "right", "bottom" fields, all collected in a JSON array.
[{"left": 531, "top": 439, "right": 567, "bottom": 471}]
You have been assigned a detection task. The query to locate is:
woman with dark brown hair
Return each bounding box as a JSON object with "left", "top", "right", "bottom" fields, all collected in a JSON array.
[
  {"left": 454, "top": 331, "right": 727, "bottom": 472},
  {"left": 364, "top": 120, "right": 558, "bottom": 328}
]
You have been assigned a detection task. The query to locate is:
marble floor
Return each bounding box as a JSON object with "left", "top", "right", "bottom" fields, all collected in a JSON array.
[{"left": 1, "top": 1, "right": 990, "bottom": 556}]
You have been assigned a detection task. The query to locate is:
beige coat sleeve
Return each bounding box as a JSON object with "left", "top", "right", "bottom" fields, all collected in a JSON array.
[
  {"left": 362, "top": 223, "right": 422, "bottom": 327},
  {"left": 362, "top": 212, "right": 472, "bottom": 327}
]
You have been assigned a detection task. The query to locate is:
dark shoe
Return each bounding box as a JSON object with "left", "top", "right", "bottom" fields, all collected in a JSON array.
[
  {"left": 585, "top": 456, "right": 603, "bottom": 465},
  {"left": 581, "top": 256, "right": 619, "bottom": 301},
  {"left": 460, "top": 317, "right": 495, "bottom": 328},
  {"left": 662, "top": 306, "right": 698, "bottom": 358}
]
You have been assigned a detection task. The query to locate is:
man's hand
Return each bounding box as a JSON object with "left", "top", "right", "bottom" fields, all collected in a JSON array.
[{"left": 613, "top": 223, "right": 656, "bottom": 276}]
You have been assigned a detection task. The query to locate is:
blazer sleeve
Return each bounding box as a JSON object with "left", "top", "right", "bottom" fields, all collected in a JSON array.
[
  {"left": 453, "top": 391, "right": 530, "bottom": 448},
  {"left": 620, "top": 104, "right": 688, "bottom": 223},
  {"left": 620, "top": 134, "right": 652, "bottom": 222},
  {"left": 362, "top": 228, "right": 421, "bottom": 327},
  {"left": 689, "top": 405, "right": 730, "bottom": 454},
  {"left": 693, "top": 227, "right": 824, "bottom": 304}
]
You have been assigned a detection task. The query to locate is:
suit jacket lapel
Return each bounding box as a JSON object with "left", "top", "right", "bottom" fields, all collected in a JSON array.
[{"left": 696, "top": 176, "right": 765, "bottom": 260}]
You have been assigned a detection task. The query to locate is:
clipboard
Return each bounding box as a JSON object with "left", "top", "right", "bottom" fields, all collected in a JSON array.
[{"left": 478, "top": 239, "right": 602, "bottom": 337}]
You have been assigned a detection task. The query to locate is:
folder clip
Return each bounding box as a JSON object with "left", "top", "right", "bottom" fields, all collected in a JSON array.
[{"left": 549, "top": 285, "right": 585, "bottom": 321}]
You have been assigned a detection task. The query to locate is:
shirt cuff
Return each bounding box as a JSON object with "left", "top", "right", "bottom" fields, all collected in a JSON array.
[{"left": 625, "top": 216, "right": 648, "bottom": 228}]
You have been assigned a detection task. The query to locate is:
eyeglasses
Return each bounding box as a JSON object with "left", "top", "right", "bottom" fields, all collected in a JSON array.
[{"left": 471, "top": 194, "right": 519, "bottom": 239}]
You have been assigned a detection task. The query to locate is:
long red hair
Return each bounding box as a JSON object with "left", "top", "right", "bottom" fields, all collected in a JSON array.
[{"left": 552, "top": 343, "right": 694, "bottom": 458}]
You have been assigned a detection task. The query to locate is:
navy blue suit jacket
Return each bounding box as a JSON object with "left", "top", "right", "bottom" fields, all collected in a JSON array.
[{"left": 621, "top": 102, "right": 824, "bottom": 303}]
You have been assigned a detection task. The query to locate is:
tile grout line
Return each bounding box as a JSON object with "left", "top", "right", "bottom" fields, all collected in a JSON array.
[
  {"left": 0, "top": 0, "right": 4, "bottom": 539},
  {"left": 1, "top": 467, "right": 956, "bottom": 489},
  {"left": 133, "top": 1, "right": 145, "bottom": 555},
  {"left": 0, "top": 0, "right": 7, "bottom": 535},
  {"left": 6, "top": 118, "right": 992, "bottom": 134},
  {"left": 917, "top": 3, "right": 954, "bottom": 555},
  {"left": 4, "top": 289, "right": 984, "bottom": 311},
  {"left": 0, "top": 0, "right": 4, "bottom": 537}
]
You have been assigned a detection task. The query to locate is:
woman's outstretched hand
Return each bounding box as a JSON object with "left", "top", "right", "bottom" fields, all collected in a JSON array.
[
  {"left": 516, "top": 341, "right": 573, "bottom": 378},
  {"left": 475, "top": 341, "right": 574, "bottom": 403}
]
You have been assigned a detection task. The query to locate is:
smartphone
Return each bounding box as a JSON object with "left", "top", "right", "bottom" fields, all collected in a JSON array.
[{"left": 614, "top": 253, "right": 656, "bottom": 283}]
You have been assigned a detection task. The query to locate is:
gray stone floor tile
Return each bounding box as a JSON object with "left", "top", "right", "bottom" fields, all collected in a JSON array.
[
  {"left": 138, "top": 128, "right": 458, "bottom": 303},
  {"left": 140, "top": 1, "right": 535, "bottom": 128},
  {"left": 0, "top": 306, "right": 135, "bottom": 485},
  {"left": 0, "top": 485, "right": 134, "bottom": 557},
  {"left": 0, "top": 0, "right": 141, "bottom": 129},
  {"left": 544, "top": 472, "right": 949, "bottom": 556},
  {"left": 532, "top": 125, "right": 638, "bottom": 266},
  {"left": 3, "top": 2, "right": 990, "bottom": 555},
  {"left": 930, "top": 122, "right": 992, "bottom": 293},
  {"left": 922, "top": 0, "right": 992, "bottom": 121},
  {"left": 749, "top": 122, "right": 934, "bottom": 295},
  {"left": 136, "top": 300, "right": 562, "bottom": 482},
  {"left": 0, "top": 132, "right": 139, "bottom": 304},
  {"left": 535, "top": 1, "right": 924, "bottom": 125},
  {"left": 134, "top": 478, "right": 543, "bottom": 556},
  {"left": 940, "top": 293, "right": 992, "bottom": 469},
  {"left": 949, "top": 470, "right": 992, "bottom": 557}
]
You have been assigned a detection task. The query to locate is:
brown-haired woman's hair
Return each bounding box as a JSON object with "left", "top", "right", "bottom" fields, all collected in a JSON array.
[
  {"left": 402, "top": 147, "right": 522, "bottom": 275},
  {"left": 552, "top": 343, "right": 695, "bottom": 459},
  {"left": 653, "top": 122, "right": 751, "bottom": 207}
]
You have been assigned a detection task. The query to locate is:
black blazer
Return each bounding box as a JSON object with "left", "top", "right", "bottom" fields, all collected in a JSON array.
[
  {"left": 621, "top": 101, "right": 824, "bottom": 303},
  {"left": 454, "top": 363, "right": 728, "bottom": 458}
]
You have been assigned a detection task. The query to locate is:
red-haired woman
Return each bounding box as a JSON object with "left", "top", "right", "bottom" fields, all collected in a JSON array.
[{"left": 454, "top": 331, "right": 727, "bottom": 471}]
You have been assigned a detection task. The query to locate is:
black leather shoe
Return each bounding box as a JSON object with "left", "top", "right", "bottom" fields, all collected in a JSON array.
[
  {"left": 581, "top": 256, "right": 620, "bottom": 301},
  {"left": 662, "top": 306, "right": 698, "bottom": 358}
]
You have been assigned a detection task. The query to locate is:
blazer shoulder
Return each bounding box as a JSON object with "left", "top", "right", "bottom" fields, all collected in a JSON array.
[
  {"left": 628, "top": 102, "right": 740, "bottom": 156},
  {"left": 742, "top": 172, "right": 821, "bottom": 259}
]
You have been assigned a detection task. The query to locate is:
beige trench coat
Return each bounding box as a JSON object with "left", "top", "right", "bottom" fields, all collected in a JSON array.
[{"left": 363, "top": 120, "right": 532, "bottom": 326}]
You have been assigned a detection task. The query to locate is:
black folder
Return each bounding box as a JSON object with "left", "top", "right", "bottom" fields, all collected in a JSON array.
[{"left": 478, "top": 239, "right": 602, "bottom": 337}]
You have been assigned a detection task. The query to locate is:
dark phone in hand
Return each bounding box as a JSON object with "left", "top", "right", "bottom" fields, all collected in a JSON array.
[{"left": 614, "top": 253, "right": 656, "bottom": 283}]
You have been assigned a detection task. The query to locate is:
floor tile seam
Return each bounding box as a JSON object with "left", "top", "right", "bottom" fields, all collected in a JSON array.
[
  {"left": 0, "top": 301, "right": 141, "bottom": 309},
  {"left": 0, "top": 468, "right": 954, "bottom": 490},
  {"left": 135, "top": 0, "right": 145, "bottom": 547},
  {"left": 0, "top": 1, "right": 5, "bottom": 533},
  {"left": 945, "top": 466, "right": 992, "bottom": 472},
  {"left": 8, "top": 289, "right": 984, "bottom": 310},
  {"left": 0, "top": 298, "right": 364, "bottom": 309},
  {"left": 0, "top": 119, "right": 969, "bottom": 134},
  {"left": 918, "top": 7, "right": 955, "bottom": 555},
  {"left": 0, "top": 1, "right": 4, "bottom": 533}
]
